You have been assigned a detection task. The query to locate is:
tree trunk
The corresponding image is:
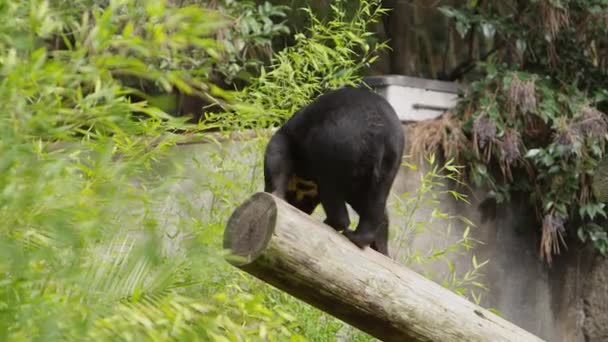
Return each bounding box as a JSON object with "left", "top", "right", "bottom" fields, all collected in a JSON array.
[{"left": 223, "top": 192, "right": 545, "bottom": 342}]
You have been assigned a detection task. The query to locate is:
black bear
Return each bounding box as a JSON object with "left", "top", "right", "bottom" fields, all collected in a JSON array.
[{"left": 263, "top": 87, "right": 404, "bottom": 255}]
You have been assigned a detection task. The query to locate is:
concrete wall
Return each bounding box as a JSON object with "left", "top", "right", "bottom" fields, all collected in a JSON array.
[
  {"left": 582, "top": 256, "right": 608, "bottom": 341},
  {"left": 390, "top": 128, "right": 576, "bottom": 342},
  {"left": 388, "top": 125, "right": 608, "bottom": 342},
  {"left": 166, "top": 130, "right": 603, "bottom": 342}
]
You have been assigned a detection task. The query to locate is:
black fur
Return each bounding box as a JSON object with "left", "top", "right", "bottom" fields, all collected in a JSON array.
[{"left": 264, "top": 87, "right": 404, "bottom": 255}]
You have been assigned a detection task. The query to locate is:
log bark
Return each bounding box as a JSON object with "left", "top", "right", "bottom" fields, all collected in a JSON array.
[{"left": 223, "top": 192, "right": 545, "bottom": 342}]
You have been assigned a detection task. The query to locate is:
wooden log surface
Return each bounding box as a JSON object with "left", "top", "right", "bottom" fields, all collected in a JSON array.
[{"left": 223, "top": 192, "right": 545, "bottom": 342}]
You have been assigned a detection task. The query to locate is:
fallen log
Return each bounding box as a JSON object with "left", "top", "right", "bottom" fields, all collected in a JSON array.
[{"left": 223, "top": 192, "right": 545, "bottom": 342}]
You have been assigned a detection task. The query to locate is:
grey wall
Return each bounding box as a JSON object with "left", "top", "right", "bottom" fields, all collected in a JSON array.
[
  {"left": 391, "top": 147, "right": 555, "bottom": 341},
  {"left": 388, "top": 125, "right": 606, "bottom": 342}
]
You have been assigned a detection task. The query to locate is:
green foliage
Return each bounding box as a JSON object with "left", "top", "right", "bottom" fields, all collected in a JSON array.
[
  {"left": 1, "top": 0, "right": 486, "bottom": 339},
  {"left": 213, "top": 0, "right": 291, "bottom": 83},
  {"left": 437, "top": 0, "right": 608, "bottom": 260},
  {"left": 218, "top": 0, "right": 388, "bottom": 130},
  {"left": 0, "top": 0, "right": 296, "bottom": 340},
  {"left": 392, "top": 155, "right": 488, "bottom": 304},
  {"left": 172, "top": 0, "right": 291, "bottom": 86},
  {"left": 0, "top": 0, "right": 393, "bottom": 340}
]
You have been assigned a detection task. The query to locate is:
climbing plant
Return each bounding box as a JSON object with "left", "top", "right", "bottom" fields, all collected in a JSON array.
[{"left": 426, "top": 0, "right": 608, "bottom": 261}]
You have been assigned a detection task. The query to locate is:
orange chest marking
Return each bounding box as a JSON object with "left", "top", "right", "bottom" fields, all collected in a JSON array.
[{"left": 287, "top": 175, "right": 319, "bottom": 201}]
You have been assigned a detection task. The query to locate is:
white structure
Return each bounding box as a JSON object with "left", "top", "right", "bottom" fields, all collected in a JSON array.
[{"left": 364, "top": 75, "right": 462, "bottom": 122}]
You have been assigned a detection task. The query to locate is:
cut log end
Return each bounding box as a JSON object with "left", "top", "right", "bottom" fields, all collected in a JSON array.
[{"left": 224, "top": 192, "right": 277, "bottom": 266}]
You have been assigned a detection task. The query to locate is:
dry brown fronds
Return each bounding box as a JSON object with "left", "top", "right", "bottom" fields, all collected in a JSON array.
[
  {"left": 554, "top": 126, "right": 581, "bottom": 156},
  {"left": 554, "top": 106, "right": 608, "bottom": 155},
  {"left": 540, "top": 0, "right": 569, "bottom": 41},
  {"left": 540, "top": 213, "right": 567, "bottom": 265},
  {"left": 472, "top": 115, "right": 495, "bottom": 162},
  {"left": 576, "top": 107, "right": 608, "bottom": 140},
  {"left": 497, "top": 129, "right": 523, "bottom": 181},
  {"left": 507, "top": 75, "right": 537, "bottom": 116},
  {"left": 408, "top": 112, "right": 468, "bottom": 163},
  {"left": 473, "top": 116, "right": 496, "bottom": 149},
  {"left": 540, "top": 0, "right": 569, "bottom": 67}
]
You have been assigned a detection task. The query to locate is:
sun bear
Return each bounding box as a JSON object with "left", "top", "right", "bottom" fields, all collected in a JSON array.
[{"left": 263, "top": 87, "right": 404, "bottom": 255}]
